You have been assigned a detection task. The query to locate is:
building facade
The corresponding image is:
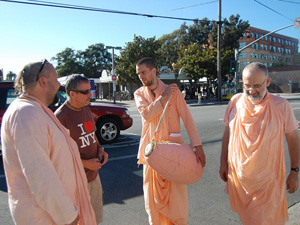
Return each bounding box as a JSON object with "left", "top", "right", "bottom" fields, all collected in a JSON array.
[{"left": 238, "top": 26, "right": 299, "bottom": 70}]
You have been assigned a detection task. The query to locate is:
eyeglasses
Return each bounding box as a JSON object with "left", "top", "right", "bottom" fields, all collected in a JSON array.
[
  {"left": 243, "top": 79, "right": 267, "bottom": 91},
  {"left": 36, "top": 59, "right": 48, "bottom": 81},
  {"left": 72, "top": 89, "right": 91, "bottom": 95}
]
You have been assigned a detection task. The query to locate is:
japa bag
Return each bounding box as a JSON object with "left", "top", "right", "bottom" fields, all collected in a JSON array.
[{"left": 144, "top": 95, "right": 203, "bottom": 185}]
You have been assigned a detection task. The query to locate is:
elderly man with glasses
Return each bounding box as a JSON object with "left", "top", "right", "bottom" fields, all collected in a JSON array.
[
  {"left": 1, "top": 60, "right": 97, "bottom": 225},
  {"left": 219, "top": 62, "right": 300, "bottom": 225},
  {"left": 55, "top": 74, "right": 108, "bottom": 225}
]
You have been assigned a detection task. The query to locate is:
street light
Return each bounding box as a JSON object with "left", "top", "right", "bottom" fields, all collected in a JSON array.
[{"left": 104, "top": 46, "right": 122, "bottom": 104}]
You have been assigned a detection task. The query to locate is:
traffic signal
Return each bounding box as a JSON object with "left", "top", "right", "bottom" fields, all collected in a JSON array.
[{"left": 230, "top": 60, "right": 237, "bottom": 72}]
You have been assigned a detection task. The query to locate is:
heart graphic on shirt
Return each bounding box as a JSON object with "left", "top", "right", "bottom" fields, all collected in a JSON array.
[{"left": 84, "top": 121, "right": 93, "bottom": 133}]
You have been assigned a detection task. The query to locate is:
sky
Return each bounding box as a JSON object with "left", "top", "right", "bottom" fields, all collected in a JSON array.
[{"left": 0, "top": 0, "right": 299, "bottom": 76}]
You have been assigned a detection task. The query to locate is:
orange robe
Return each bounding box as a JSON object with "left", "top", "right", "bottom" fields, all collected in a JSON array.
[
  {"left": 134, "top": 79, "right": 202, "bottom": 225},
  {"left": 1, "top": 94, "right": 96, "bottom": 225},
  {"left": 223, "top": 92, "right": 299, "bottom": 225}
]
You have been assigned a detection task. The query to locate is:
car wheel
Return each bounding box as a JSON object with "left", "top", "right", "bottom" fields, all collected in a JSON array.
[{"left": 96, "top": 118, "right": 120, "bottom": 144}]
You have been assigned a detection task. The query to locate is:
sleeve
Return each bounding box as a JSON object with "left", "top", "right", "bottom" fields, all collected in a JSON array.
[
  {"left": 282, "top": 100, "right": 299, "bottom": 134},
  {"left": 12, "top": 108, "right": 78, "bottom": 224},
  {"left": 223, "top": 94, "right": 239, "bottom": 126},
  {"left": 176, "top": 90, "right": 202, "bottom": 147},
  {"left": 134, "top": 90, "right": 164, "bottom": 122}
]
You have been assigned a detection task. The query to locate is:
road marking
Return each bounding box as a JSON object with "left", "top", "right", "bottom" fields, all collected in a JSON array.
[{"left": 108, "top": 154, "right": 137, "bottom": 162}]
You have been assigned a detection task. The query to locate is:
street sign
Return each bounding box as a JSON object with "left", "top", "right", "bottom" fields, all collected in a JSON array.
[
  {"left": 295, "top": 17, "right": 300, "bottom": 29},
  {"left": 112, "top": 74, "right": 117, "bottom": 81}
]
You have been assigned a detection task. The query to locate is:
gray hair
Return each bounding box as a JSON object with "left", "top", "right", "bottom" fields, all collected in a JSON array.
[
  {"left": 14, "top": 60, "right": 51, "bottom": 94},
  {"left": 243, "top": 62, "right": 269, "bottom": 78},
  {"left": 65, "top": 74, "right": 89, "bottom": 96}
]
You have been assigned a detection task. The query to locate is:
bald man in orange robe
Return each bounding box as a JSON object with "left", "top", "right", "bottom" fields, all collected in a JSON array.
[
  {"left": 219, "top": 62, "right": 300, "bottom": 225},
  {"left": 134, "top": 57, "right": 206, "bottom": 225}
]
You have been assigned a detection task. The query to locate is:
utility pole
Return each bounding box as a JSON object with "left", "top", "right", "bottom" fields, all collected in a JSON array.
[
  {"left": 104, "top": 46, "right": 122, "bottom": 103},
  {"left": 217, "top": 0, "right": 222, "bottom": 102}
]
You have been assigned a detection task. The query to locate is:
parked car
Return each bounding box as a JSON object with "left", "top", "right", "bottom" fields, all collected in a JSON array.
[{"left": 0, "top": 81, "right": 133, "bottom": 156}]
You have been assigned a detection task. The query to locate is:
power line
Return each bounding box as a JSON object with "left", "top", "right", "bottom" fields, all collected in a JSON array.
[
  {"left": 279, "top": 0, "right": 300, "bottom": 4},
  {"left": 0, "top": 0, "right": 217, "bottom": 23},
  {"left": 253, "top": 0, "right": 293, "bottom": 21},
  {"left": 154, "top": 1, "right": 218, "bottom": 14}
]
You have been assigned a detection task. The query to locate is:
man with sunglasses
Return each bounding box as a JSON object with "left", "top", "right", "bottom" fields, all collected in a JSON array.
[
  {"left": 219, "top": 62, "right": 300, "bottom": 224},
  {"left": 1, "top": 60, "right": 97, "bottom": 225},
  {"left": 55, "top": 74, "right": 108, "bottom": 224}
]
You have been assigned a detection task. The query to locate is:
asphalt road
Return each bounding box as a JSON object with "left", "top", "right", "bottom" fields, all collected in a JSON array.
[{"left": 0, "top": 96, "right": 300, "bottom": 225}]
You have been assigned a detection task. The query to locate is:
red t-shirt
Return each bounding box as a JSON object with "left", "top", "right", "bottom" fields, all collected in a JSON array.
[{"left": 55, "top": 102, "right": 98, "bottom": 182}]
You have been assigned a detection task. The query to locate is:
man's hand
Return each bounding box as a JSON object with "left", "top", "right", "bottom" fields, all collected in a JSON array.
[
  {"left": 162, "top": 84, "right": 178, "bottom": 98},
  {"left": 219, "top": 160, "right": 228, "bottom": 182},
  {"left": 82, "top": 158, "right": 102, "bottom": 170},
  {"left": 286, "top": 172, "right": 299, "bottom": 194},
  {"left": 98, "top": 147, "right": 109, "bottom": 166},
  {"left": 195, "top": 145, "right": 206, "bottom": 168},
  {"left": 66, "top": 214, "right": 79, "bottom": 225}
]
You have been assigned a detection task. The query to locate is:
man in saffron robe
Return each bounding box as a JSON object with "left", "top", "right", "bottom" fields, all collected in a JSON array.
[
  {"left": 134, "top": 57, "right": 206, "bottom": 225},
  {"left": 1, "top": 60, "right": 96, "bottom": 225},
  {"left": 219, "top": 62, "right": 300, "bottom": 225}
]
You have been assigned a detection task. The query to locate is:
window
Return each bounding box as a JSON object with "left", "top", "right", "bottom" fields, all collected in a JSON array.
[
  {"left": 251, "top": 32, "right": 254, "bottom": 37},
  {"left": 273, "top": 46, "right": 276, "bottom": 52},
  {"left": 264, "top": 45, "right": 268, "bottom": 50},
  {"left": 255, "top": 53, "right": 259, "bottom": 58},
  {"left": 239, "top": 42, "right": 246, "bottom": 48},
  {"left": 261, "top": 44, "right": 264, "bottom": 50},
  {"left": 270, "top": 46, "right": 273, "bottom": 51},
  {"left": 240, "top": 61, "right": 247, "bottom": 68},
  {"left": 255, "top": 43, "right": 258, "bottom": 50},
  {"left": 278, "top": 38, "right": 281, "bottom": 43},
  {"left": 261, "top": 54, "right": 264, "bottom": 59},
  {"left": 239, "top": 53, "right": 246, "bottom": 58},
  {"left": 273, "top": 37, "right": 276, "bottom": 42},
  {"left": 255, "top": 33, "right": 259, "bottom": 39},
  {"left": 273, "top": 56, "right": 277, "bottom": 60},
  {"left": 251, "top": 53, "right": 254, "bottom": 58},
  {"left": 269, "top": 55, "right": 273, "bottom": 60},
  {"left": 264, "top": 55, "right": 268, "bottom": 60},
  {"left": 278, "top": 47, "right": 281, "bottom": 53}
]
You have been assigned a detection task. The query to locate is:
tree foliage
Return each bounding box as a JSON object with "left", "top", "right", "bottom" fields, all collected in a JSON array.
[
  {"left": 210, "top": 14, "right": 250, "bottom": 50},
  {"left": 51, "top": 44, "right": 112, "bottom": 78},
  {"left": 115, "top": 35, "right": 162, "bottom": 85}
]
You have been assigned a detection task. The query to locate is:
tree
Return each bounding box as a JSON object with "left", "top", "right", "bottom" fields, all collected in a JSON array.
[
  {"left": 6, "top": 71, "right": 17, "bottom": 81},
  {"left": 51, "top": 44, "right": 112, "bottom": 78},
  {"left": 51, "top": 48, "right": 82, "bottom": 77},
  {"left": 176, "top": 43, "right": 217, "bottom": 81},
  {"left": 115, "top": 35, "right": 162, "bottom": 85},
  {"left": 210, "top": 14, "right": 250, "bottom": 51},
  {"left": 78, "top": 43, "right": 112, "bottom": 78}
]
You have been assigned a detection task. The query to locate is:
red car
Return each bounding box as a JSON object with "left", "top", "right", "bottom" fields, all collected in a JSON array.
[{"left": 0, "top": 81, "right": 133, "bottom": 156}]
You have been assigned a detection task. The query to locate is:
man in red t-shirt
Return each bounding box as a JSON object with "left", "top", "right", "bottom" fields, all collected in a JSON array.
[{"left": 55, "top": 74, "right": 108, "bottom": 224}]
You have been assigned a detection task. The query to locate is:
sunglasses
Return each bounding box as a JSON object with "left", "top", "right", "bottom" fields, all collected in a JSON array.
[
  {"left": 72, "top": 89, "right": 91, "bottom": 95},
  {"left": 36, "top": 59, "right": 49, "bottom": 81}
]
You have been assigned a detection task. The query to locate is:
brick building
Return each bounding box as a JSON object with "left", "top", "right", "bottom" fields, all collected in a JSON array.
[{"left": 238, "top": 26, "right": 299, "bottom": 70}]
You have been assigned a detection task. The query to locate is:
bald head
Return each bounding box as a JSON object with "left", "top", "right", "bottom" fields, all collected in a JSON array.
[{"left": 15, "top": 60, "right": 54, "bottom": 93}]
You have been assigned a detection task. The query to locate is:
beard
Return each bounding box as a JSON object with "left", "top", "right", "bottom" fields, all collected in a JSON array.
[
  {"left": 245, "top": 87, "right": 267, "bottom": 103},
  {"left": 49, "top": 94, "right": 59, "bottom": 106}
]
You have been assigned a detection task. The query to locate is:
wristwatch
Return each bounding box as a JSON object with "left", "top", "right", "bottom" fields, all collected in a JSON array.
[{"left": 291, "top": 167, "right": 299, "bottom": 173}]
